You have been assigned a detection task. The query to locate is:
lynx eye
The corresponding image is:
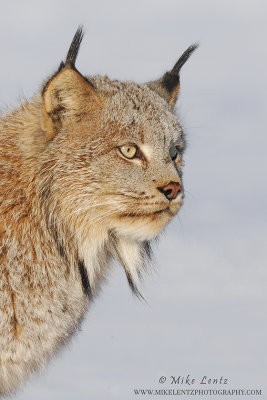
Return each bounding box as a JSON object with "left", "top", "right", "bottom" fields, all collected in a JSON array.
[
  {"left": 169, "top": 145, "right": 178, "bottom": 160},
  {"left": 119, "top": 144, "right": 137, "bottom": 159}
]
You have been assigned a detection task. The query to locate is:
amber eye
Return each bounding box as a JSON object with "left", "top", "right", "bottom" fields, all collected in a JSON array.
[
  {"left": 169, "top": 145, "right": 178, "bottom": 161},
  {"left": 119, "top": 144, "right": 137, "bottom": 159}
]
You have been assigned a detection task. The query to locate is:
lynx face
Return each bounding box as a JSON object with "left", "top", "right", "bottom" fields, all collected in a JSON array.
[
  {"left": 84, "top": 77, "right": 185, "bottom": 241},
  {"left": 42, "top": 78, "right": 185, "bottom": 239},
  {"left": 38, "top": 27, "right": 197, "bottom": 292}
]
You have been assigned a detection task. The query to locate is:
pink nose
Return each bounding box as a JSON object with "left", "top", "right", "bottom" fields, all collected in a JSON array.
[{"left": 158, "top": 181, "right": 181, "bottom": 200}]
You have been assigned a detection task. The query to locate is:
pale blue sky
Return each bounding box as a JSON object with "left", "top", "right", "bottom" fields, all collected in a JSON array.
[{"left": 0, "top": 1, "right": 266, "bottom": 399}]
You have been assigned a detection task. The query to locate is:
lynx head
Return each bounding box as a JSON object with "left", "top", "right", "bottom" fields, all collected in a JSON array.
[{"left": 39, "top": 27, "right": 197, "bottom": 295}]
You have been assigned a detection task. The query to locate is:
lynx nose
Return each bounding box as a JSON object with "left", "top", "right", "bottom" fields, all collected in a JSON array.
[{"left": 158, "top": 181, "right": 181, "bottom": 200}]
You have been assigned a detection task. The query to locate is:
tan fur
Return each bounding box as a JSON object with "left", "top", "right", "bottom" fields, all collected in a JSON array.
[
  {"left": 169, "top": 85, "right": 180, "bottom": 107},
  {"left": 0, "top": 30, "right": 196, "bottom": 395}
]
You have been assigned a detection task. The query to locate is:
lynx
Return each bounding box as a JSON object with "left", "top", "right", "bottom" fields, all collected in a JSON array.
[{"left": 0, "top": 27, "right": 197, "bottom": 395}]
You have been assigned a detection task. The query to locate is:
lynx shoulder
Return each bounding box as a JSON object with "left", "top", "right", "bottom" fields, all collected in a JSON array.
[{"left": 0, "top": 27, "right": 197, "bottom": 395}]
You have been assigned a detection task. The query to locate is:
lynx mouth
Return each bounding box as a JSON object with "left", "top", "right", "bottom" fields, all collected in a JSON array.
[
  {"left": 153, "top": 206, "right": 170, "bottom": 215},
  {"left": 120, "top": 206, "right": 171, "bottom": 218}
]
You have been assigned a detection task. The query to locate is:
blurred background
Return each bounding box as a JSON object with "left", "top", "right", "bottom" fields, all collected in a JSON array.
[{"left": 0, "top": 1, "right": 266, "bottom": 399}]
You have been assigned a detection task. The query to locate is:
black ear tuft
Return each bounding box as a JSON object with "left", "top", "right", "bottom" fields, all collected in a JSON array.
[
  {"left": 42, "top": 27, "right": 86, "bottom": 96},
  {"left": 162, "top": 43, "right": 199, "bottom": 94},
  {"left": 148, "top": 43, "right": 198, "bottom": 107},
  {"left": 171, "top": 43, "right": 199, "bottom": 77},
  {"left": 64, "top": 26, "right": 85, "bottom": 69}
]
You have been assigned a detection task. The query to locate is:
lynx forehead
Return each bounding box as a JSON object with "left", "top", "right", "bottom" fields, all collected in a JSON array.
[{"left": 0, "top": 27, "right": 197, "bottom": 395}]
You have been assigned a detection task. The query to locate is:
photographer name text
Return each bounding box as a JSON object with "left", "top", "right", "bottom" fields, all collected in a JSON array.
[{"left": 159, "top": 375, "right": 228, "bottom": 385}]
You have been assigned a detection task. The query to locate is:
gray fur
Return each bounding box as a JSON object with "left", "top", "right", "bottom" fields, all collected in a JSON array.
[{"left": 0, "top": 29, "right": 197, "bottom": 395}]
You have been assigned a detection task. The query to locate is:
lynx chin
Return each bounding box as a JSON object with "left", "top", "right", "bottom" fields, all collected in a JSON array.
[{"left": 0, "top": 27, "right": 197, "bottom": 395}]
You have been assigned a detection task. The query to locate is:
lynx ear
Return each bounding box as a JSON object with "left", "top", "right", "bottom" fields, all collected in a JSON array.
[
  {"left": 42, "top": 27, "right": 101, "bottom": 140},
  {"left": 148, "top": 44, "right": 198, "bottom": 108}
]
